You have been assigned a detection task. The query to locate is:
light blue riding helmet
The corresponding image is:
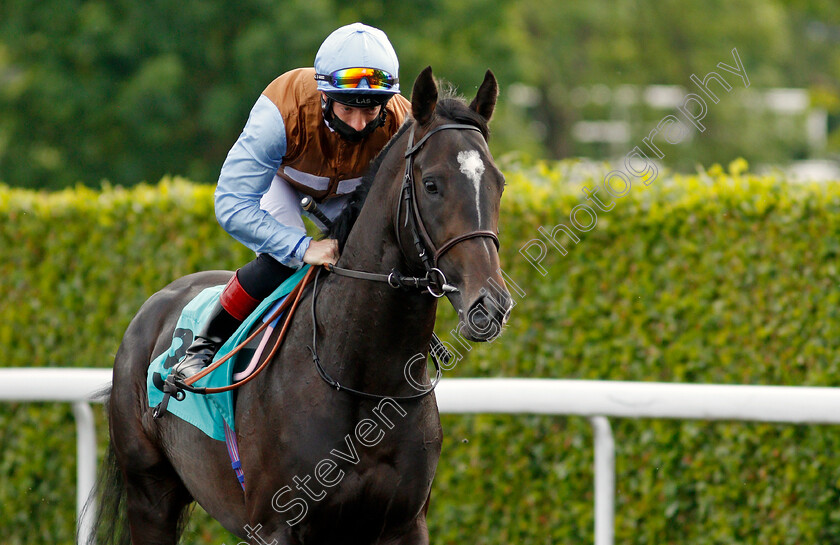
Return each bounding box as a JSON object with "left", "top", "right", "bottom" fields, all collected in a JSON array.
[{"left": 314, "top": 23, "right": 400, "bottom": 107}]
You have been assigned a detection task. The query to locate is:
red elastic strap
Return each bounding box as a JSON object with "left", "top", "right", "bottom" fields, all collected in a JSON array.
[{"left": 219, "top": 272, "right": 261, "bottom": 322}]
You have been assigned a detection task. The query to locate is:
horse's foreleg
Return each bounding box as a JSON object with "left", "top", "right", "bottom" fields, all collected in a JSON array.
[
  {"left": 399, "top": 516, "right": 431, "bottom": 545},
  {"left": 251, "top": 524, "right": 301, "bottom": 545},
  {"left": 377, "top": 520, "right": 429, "bottom": 545},
  {"left": 124, "top": 466, "right": 193, "bottom": 545},
  {"left": 388, "top": 492, "right": 431, "bottom": 545}
]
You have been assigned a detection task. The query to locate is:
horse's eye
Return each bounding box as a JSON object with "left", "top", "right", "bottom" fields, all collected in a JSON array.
[{"left": 424, "top": 180, "right": 438, "bottom": 194}]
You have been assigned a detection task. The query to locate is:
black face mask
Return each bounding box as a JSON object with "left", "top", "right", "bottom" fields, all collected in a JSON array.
[{"left": 322, "top": 97, "right": 388, "bottom": 142}]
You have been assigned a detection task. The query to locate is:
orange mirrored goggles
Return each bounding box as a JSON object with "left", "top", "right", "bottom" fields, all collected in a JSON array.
[{"left": 315, "top": 68, "right": 398, "bottom": 90}]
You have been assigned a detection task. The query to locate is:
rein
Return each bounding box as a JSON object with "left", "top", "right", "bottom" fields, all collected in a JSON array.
[
  {"left": 306, "top": 122, "right": 501, "bottom": 401},
  {"left": 157, "top": 262, "right": 440, "bottom": 409},
  {"left": 308, "top": 267, "right": 442, "bottom": 401}
]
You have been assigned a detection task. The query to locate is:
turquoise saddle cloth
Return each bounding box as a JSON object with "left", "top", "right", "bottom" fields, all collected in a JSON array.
[{"left": 147, "top": 265, "right": 310, "bottom": 441}]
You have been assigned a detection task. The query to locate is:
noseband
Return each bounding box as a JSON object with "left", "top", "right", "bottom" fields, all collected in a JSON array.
[
  {"left": 311, "top": 122, "right": 501, "bottom": 401},
  {"left": 327, "top": 121, "right": 500, "bottom": 297}
]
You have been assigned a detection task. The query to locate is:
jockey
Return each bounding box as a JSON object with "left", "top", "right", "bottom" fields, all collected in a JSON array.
[{"left": 173, "top": 23, "right": 411, "bottom": 379}]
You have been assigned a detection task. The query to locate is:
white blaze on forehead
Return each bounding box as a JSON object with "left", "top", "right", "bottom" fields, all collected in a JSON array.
[{"left": 457, "top": 150, "right": 485, "bottom": 224}]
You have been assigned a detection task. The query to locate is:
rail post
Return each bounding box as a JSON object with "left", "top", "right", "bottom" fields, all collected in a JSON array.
[
  {"left": 73, "top": 402, "right": 97, "bottom": 545},
  {"left": 589, "top": 416, "right": 615, "bottom": 545}
]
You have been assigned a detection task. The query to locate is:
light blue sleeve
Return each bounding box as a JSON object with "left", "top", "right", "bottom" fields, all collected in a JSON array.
[{"left": 214, "top": 94, "right": 312, "bottom": 268}]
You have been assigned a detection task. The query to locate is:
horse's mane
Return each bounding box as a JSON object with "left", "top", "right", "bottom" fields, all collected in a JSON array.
[{"left": 325, "top": 92, "right": 490, "bottom": 251}]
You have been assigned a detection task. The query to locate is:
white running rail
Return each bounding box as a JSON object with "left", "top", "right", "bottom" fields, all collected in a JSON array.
[{"left": 4, "top": 369, "right": 840, "bottom": 545}]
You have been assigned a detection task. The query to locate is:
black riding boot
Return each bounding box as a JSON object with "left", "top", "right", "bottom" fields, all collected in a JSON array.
[
  {"left": 172, "top": 256, "right": 296, "bottom": 380},
  {"left": 172, "top": 300, "right": 241, "bottom": 379}
]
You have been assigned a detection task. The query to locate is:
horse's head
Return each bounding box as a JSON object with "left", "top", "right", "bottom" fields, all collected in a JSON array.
[{"left": 400, "top": 67, "right": 512, "bottom": 342}]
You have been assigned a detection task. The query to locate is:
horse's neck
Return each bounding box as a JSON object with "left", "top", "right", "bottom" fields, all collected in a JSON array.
[
  {"left": 339, "top": 152, "right": 407, "bottom": 278},
  {"left": 312, "top": 139, "right": 438, "bottom": 389}
]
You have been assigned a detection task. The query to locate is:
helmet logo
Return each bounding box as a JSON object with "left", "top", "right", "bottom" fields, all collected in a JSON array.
[
  {"left": 324, "top": 91, "right": 390, "bottom": 108},
  {"left": 321, "top": 94, "right": 388, "bottom": 142}
]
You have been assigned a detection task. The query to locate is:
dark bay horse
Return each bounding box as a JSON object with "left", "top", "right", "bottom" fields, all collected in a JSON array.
[{"left": 94, "top": 67, "right": 511, "bottom": 545}]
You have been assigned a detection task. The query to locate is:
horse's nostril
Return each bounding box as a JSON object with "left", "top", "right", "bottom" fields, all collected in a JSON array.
[
  {"left": 465, "top": 295, "right": 503, "bottom": 340},
  {"left": 470, "top": 306, "right": 491, "bottom": 330}
]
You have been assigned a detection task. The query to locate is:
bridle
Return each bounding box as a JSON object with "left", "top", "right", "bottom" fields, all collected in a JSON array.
[
  {"left": 311, "top": 121, "right": 501, "bottom": 401},
  {"left": 327, "top": 121, "right": 500, "bottom": 297},
  {"left": 397, "top": 122, "right": 501, "bottom": 296}
]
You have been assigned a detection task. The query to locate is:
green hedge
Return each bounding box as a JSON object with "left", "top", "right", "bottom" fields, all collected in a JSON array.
[{"left": 2, "top": 162, "right": 840, "bottom": 544}]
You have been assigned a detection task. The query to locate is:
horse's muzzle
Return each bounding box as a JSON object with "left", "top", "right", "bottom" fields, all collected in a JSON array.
[{"left": 461, "top": 291, "right": 512, "bottom": 342}]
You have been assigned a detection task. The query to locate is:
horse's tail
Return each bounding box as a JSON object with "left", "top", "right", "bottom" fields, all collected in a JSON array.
[{"left": 79, "top": 386, "right": 131, "bottom": 545}]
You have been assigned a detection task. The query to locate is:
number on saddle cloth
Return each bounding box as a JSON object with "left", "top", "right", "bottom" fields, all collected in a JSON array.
[{"left": 147, "top": 266, "right": 310, "bottom": 439}]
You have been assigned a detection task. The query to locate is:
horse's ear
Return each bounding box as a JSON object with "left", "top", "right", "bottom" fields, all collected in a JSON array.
[
  {"left": 469, "top": 69, "right": 498, "bottom": 122},
  {"left": 411, "top": 66, "right": 438, "bottom": 126}
]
